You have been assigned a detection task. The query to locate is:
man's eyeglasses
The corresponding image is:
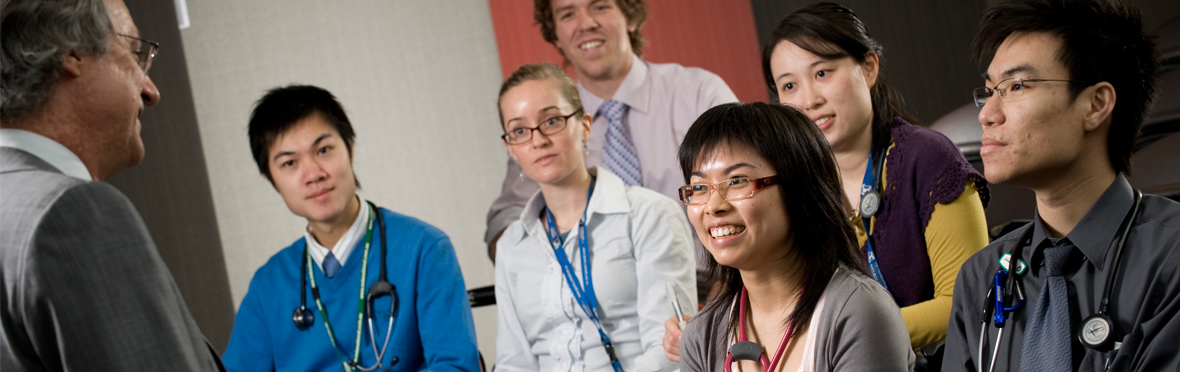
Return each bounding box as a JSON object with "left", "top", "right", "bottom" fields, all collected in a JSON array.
[
  {"left": 973, "top": 78, "right": 1081, "bottom": 107},
  {"left": 115, "top": 33, "right": 159, "bottom": 73},
  {"left": 678, "top": 176, "right": 780, "bottom": 205},
  {"left": 501, "top": 109, "right": 583, "bottom": 145}
]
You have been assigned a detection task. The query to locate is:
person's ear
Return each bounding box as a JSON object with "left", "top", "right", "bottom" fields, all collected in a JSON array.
[
  {"left": 580, "top": 112, "right": 592, "bottom": 140},
  {"left": 62, "top": 51, "right": 85, "bottom": 78},
  {"left": 861, "top": 51, "right": 880, "bottom": 89},
  {"left": 1082, "top": 82, "right": 1116, "bottom": 133}
]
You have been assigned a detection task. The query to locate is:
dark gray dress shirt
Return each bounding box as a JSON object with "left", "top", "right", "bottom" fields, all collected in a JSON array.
[{"left": 943, "top": 175, "right": 1180, "bottom": 371}]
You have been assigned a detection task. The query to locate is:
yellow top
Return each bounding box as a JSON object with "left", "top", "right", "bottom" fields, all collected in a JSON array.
[{"left": 853, "top": 147, "right": 989, "bottom": 350}]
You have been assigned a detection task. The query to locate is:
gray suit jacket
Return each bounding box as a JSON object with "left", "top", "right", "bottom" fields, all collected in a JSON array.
[{"left": 0, "top": 147, "right": 224, "bottom": 371}]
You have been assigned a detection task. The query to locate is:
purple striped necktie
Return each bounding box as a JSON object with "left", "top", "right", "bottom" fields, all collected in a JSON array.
[{"left": 599, "top": 99, "right": 642, "bottom": 186}]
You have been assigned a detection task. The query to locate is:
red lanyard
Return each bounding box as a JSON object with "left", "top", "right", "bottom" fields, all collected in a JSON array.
[{"left": 724, "top": 286, "right": 800, "bottom": 372}]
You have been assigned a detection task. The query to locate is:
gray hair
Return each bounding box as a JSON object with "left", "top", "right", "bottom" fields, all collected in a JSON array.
[{"left": 1, "top": 0, "right": 113, "bottom": 123}]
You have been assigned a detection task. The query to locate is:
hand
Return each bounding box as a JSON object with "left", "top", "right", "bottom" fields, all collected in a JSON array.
[{"left": 663, "top": 314, "right": 693, "bottom": 362}]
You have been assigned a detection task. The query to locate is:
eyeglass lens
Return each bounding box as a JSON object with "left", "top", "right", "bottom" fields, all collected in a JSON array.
[{"left": 680, "top": 178, "right": 756, "bottom": 205}]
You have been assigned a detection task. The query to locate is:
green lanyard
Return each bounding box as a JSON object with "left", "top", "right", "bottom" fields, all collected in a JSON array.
[{"left": 304, "top": 205, "right": 375, "bottom": 372}]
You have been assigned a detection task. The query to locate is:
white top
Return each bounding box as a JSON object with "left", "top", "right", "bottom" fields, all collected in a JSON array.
[
  {"left": 485, "top": 55, "right": 738, "bottom": 244},
  {"left": 302, "top": 195, "right": 369, "bottom": 269},
  {"left": 0, "top": 129, "right": 92, "bottom": 181},
  {"left": 495, "top": 167, "right": 698, "bottom": 372}
]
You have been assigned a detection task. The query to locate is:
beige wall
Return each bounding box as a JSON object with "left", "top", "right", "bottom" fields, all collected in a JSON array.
[{"left": 180, "top": 0, "right": 505, "bottom": 359}]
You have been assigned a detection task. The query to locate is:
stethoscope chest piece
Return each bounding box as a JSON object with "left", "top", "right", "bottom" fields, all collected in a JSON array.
[
  {"left": 859, "top": 189, "right": 881, "bottom": 218},
  {"left": 728, "top": 341, "right": 764, "bottom": 362},
  {"left": 1079, "top": 313, "right": 1116, "bottom": 351},
  {"left": 293, "top": 306, "right": 315, "bottom": 330}
]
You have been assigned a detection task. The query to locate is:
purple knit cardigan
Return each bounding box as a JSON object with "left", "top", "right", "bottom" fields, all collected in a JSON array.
[{"left": 869, "top": 118, "right": 991, "bottom": 307}]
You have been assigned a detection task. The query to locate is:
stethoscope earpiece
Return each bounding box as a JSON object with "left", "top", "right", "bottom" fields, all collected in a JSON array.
[{"left": 293, "top": 306, "right": 315, "bottom": 330}]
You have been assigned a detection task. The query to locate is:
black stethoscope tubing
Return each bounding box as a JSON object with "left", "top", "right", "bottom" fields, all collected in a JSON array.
[
  {"left": 977, "top": 189, "right": 1142, "bottom": 372},
  {"left": 294, "top": 201, "right": 398, "bottom": 371}
]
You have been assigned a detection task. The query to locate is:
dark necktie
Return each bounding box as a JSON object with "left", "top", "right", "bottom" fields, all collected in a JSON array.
[
  {"left": 323, "top": 251, "right": 341, "bottom": 278},
  {"left": 1019, "top": 241, "right": 1078, "bottom": 372},
  {"left": 599, "top": 99, "right": 642, "bottom": 186}
]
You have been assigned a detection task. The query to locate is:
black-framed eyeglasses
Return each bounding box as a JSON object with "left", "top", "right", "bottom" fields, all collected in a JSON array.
[
  {"left": 973, "top": 78, "right": 1083, "bottom": 107},
  {"left": 115, "top": 33, "right": 159, "bottom": 73},
  {"left": 501, "top": 109, "right": 584, "bottom": 145},
  {"left": 678, "top": 175, "right": 780, "bottom": 205}
]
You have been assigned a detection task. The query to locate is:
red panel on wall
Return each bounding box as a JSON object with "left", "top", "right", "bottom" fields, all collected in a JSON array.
[{"left": 488, "top": 0, "right": 767, "bottom": 103}]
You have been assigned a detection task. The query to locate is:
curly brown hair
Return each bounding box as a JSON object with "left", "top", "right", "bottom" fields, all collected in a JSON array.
[{"left": 533, "top": 0, "right": 647, "bottom": 58}]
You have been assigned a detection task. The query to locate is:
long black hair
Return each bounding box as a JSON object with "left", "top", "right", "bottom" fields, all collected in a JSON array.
[
  {"left": 678, "top": 102, "right": 868, "bottom": 335},
  {"left": 760, "top": 2, "right": 918, "bottom": 151}
]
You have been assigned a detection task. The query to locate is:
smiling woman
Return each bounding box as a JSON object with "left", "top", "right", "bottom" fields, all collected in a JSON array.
[
  {"left": 759, "top": 3, "right": 991, "bottom": 354},
  {"left": 676, "top": 102, "right": 913, "bottom": 372}
]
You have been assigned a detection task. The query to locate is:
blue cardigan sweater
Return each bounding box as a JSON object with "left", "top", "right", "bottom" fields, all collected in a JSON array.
[{"left": 223, "top": 207, "right": 479, "bottom": 372}]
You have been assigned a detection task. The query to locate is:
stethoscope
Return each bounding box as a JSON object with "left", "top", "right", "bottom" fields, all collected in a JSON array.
[
  {"left": 858, "top": 145, "right": 889, "bottom": 291},
  {"left": 724, "top": 287, "right": 802, "bottom": 372},
  {"left": 292, "top": 201, "right": 398, "bottom": 371},
  {"left": 976, "top": 189, "right": 1142, "bottom": 372}
]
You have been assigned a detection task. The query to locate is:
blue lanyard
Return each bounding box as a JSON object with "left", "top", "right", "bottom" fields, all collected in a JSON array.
[
  {"left": 860, "top": 146, "right": 890, "bottom": 292},
  {"left": 543, "top": 176, "right": 623, "bottom": 372},
  {"left": 305, "top": 204, "right": 374, "bottom": 372}
]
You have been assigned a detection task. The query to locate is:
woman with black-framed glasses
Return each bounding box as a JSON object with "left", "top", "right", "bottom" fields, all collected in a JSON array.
[
  {"left": 676, "top": 102, "right": 913, "bottom": 371},
  {"left": 492, "top": 63, "right": 697, "bottom": 372}
]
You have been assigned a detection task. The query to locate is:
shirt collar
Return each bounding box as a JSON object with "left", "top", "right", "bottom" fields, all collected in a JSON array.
[
  {"left": 515, "top": 167, "right": 633, "bottom": 244},
  {"left": 1029, "top": 174, "right": 1135, "bottom": 270},
  {"left": 0, "top": 129, "right": 92, "bottom": 181},
  {"left": 304, "top": 195, "right": 369, "bottom": 267},
  {"left": 578, "top": 54, "right": 651, "bottom": 117}
]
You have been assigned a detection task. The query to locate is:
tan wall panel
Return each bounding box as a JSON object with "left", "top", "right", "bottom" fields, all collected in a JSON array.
[{"left": 180, "top": 0, "right": 505, "bottom": 359}]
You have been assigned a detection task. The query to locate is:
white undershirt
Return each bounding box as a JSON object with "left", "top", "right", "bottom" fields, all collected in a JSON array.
[
  {"left": 303, "top": 195, "right": 369, "bottom": 270},
  {"left": 0, "top": 129, "right": 92, "bottom": 181}
]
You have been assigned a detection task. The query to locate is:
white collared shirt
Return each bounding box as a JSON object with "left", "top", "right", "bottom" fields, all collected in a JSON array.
[
  {"left": 486, "top": 55, "right": 738, "bottom": 244},
  {"left": 0, "top": 129, "right": 92, "bottom": 181},
  {"left": 494, "top": 167, "right": 698, "bottom": 372},
  {"left": 303, "top": 195, "right": 370, "bottom": 270}
]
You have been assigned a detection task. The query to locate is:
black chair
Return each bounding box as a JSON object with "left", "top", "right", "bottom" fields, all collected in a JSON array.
[
  {"left": 1128, "top": 131, "right": 1180, "bottom": 201},
  {"left": 928, "top": 104, "right": 983, "bottom": 163},
  {"left": 1138, "top": 68, "right": 1180, "bottom": 151},
  {"left": 466, "top": 285, "right": 496, "bottom": 372},
  {"left": 1156, "top": 16, "right": 1180, "bottom": 73},
  {"left": 468, "top": 285, "right": 496, "bottom": 307}
]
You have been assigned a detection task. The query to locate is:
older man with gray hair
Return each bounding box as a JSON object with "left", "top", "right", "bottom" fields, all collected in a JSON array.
[{"left": 1, "top": 0, "right": 224, "bottom": 370}]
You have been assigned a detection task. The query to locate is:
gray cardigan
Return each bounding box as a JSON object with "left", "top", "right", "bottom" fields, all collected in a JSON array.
[{"left": 679, "top": 268, "right": 914, "bottom": 371}]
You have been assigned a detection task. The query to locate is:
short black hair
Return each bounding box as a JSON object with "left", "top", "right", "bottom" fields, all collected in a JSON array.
[
  {"left": 678, "top": 102, "right": 869, "bottom": 337},
  {"left": 247, "top": 85, "right": 357, "bottom": 183},
  {"left": 972, "top": 0, "right": 1160, "bottom": 174}
]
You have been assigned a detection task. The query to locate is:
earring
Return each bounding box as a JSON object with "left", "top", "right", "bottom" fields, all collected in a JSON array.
[{"left": 519, "top": 172, "right": 525, "bottom": 182}]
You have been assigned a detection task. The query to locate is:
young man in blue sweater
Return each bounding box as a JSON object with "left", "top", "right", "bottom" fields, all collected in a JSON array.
[{"left": 223, "top": 85, "right": 479, "bottom": 372}]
